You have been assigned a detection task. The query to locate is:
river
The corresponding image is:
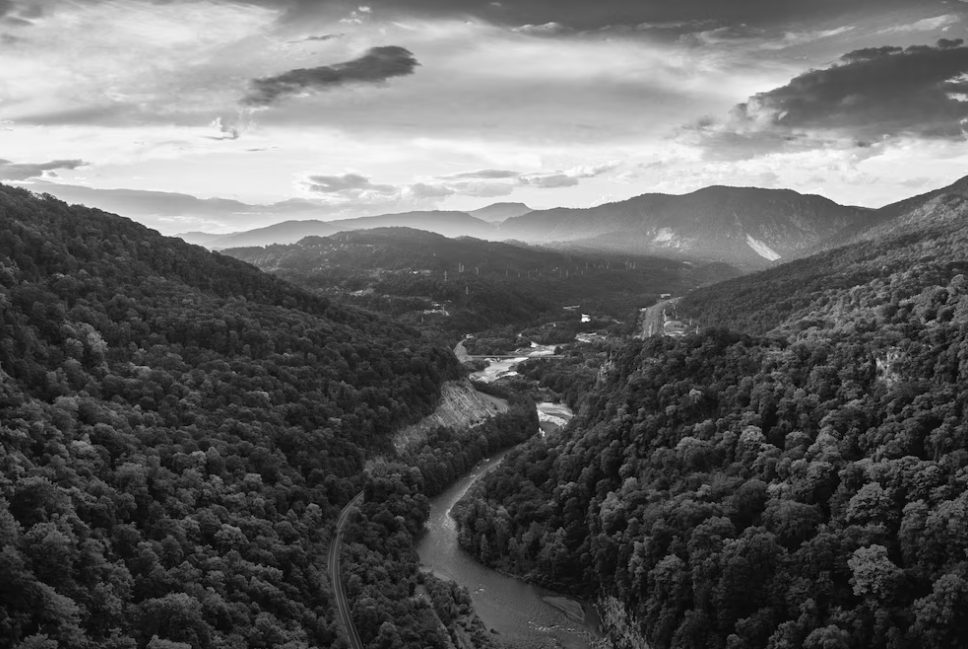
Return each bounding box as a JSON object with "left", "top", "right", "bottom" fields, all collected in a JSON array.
[
  {"left": 416, "top": 450, "right": 604, "bottom": 648},
  {"left": 470, "top": 342, "right": 559, "bottom": 384},
  {"left": 418, "top": 341, "right": 603, "bottom": 648}
]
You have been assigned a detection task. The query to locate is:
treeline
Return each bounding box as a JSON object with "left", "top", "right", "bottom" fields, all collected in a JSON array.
[
  {"left": 0, "top": 185, "right": 462, "bottom": 648},
  {"left": 454, "top": 270, "right": 968, "bottom": 648}
]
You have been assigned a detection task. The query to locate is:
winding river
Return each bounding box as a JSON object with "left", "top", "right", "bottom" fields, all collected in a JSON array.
[
  {"left": 417, "top": 346, "right": 604, "bottom": 648},
  {"left": 416, "top": 451, "right": 603, "bottom": 649}
]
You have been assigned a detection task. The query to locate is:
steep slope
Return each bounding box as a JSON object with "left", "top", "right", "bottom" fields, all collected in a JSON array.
[
  {"left": 500, "top": 186, "right": 870, "bottom": 269},
  {"left": 469, "top": 202, "right": 533, "bottom": 222},
  {"left": 678, "top": 175, "right": 968, "bottom": 335},
  {"left": 393, "top": 379, "right": 509, "bottom": 453},
  {"left": 0, "top": 185, "right": 459, "bottom": 648},
  {"left": 805, "top": 174, "right": 968, "bottom": 255}
]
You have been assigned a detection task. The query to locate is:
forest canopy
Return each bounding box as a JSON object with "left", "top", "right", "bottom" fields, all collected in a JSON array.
[
  {"left": 453, "top": 183, "right": 968, "bottom": 649},
  {"left": 0, "top": 185, "right": 460, "bottom": 648}
]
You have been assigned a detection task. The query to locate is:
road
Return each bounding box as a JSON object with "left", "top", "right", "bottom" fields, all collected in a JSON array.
[
  {"left": 328, "top": 492, "right": 365, "bottom": 649},
  {"left": 640, "top": 298, "right": 678, "bottom": 338}
]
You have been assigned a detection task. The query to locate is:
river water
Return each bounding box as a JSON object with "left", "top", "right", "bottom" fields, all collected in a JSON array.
[
  {"left": 417, "top": 340, "right": 603, "bottom": 647},
  {"left": 416, "top": 377, "right": 603, "bottom": 649},
  {"left": 470, "top": 342, "right": 559, "bottom": 384}
]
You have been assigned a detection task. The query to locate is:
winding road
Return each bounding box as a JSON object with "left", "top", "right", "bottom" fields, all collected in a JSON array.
[{"left": 328, "top": 492, "right": 365, "bottom": 649}]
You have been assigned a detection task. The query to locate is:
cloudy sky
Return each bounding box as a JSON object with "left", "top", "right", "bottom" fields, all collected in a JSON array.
[{"left": 2, "top": 0, "right": 968, "bottom": 234}]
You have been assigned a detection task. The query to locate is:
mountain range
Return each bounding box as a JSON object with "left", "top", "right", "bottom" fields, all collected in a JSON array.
[
  {"left": 182, "top": 210, "right": 498, "bottom": 249},
  {"left": 176, "top": 185, "right": 893, "bottom": 270},
  {"left": 500, "top": 186, "right": 873, "bottom": 268}
]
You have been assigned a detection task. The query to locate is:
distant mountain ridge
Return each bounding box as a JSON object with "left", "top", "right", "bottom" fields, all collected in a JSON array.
[
  {"left": 205, "top": 220, "right": 341, "bottom": 249},
  {"left": 184, "top": 210, "right": 496, "bottom": 249},
  {"left": 172, "top": 180, "right": 965, "bottom": 271},
  {"left": 468, "top": 202, "right": 533, "bottom": 222},
  {"left": 498, "top": 186, "right": 872, "bottom": 269}
]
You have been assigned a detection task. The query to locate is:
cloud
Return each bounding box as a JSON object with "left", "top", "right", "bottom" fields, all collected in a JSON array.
[
  {"left": 304, "top": 173, "right": 399, "bottom": 196},
  {"left": 301, "top": 171, "right": 496, "bottom": 206},
  {"left": 520, "top": 173, "right": 578, "bottom": 188},
  {"left": 300, "top": 162, "right": 614, "bottom": 208},
  {"left": 518, "top": 162, "right": 616, "bottom": 188},
  {"left": 512, "top": 22, "right": 569, "bottom": 36},
  {"left": 436, "top": 162, "right": 616, "bottom": 192},
  {"left": 680, "top": 23, "right": 856, "bottom": 51},
  {"left": 297, "top": 33, "right": 344, "bottom": 42},
  {"left": 0, "top": 0, "right": 38, "bottom": 25},
  {"left": 261, "top": 0, "right": 930, "bottom": 32},
  {"left": 876, "top": 14, "right": 960, "bottom": 35},
  {"left": 243, "top": 45, "right": 420, "bottom": 106},
  {"left": 442, "top": 169, "right": 521, "bottom": 180},
  {"left": 693, "top": 39, "right": 968, "bottom": 158},
  {"left": 0, "top": 158, "right": 87, "bottom": 180}
]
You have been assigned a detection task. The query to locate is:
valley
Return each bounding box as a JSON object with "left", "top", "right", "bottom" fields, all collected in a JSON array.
[
  {"left": 11, "top": 4, "right": 968, "bottom": 649},
  {"left": 3, "top": 172, "right": 968, "bottom": 649}
]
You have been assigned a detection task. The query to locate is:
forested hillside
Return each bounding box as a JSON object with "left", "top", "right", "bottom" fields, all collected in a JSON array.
[
  {"left": 454, "top": 182, "right": 968, "bottom": 648},
  {"left": 0, "top": 185, "right": 461, "bottom": 648},
  {"left": 678, "top": 175, "right": 968, "bottom": 335},
  {"left": 225, "top": 227, "right": 699, "bottom": 336}
]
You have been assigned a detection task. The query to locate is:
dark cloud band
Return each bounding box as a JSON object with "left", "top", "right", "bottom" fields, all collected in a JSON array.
[
  {"left": 243, "top": 46, "right": 419, "bottom": 107},
  {"left": 694, "top": 38, "right": 968, "bottom": 159},
  {"left": 738, "top": 39, "right": 968, "bottom": 140}
]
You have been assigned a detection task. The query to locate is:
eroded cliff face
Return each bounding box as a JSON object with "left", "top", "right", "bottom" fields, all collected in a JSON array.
[
  {"left": 599, "top": 596, "right": 652, "bottom": 649},
  {"left": 394, "top": 379, "right": 509, "bottom": 453}
]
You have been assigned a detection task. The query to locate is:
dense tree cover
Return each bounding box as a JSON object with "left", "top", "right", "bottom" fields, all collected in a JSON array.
[
  {"left": 515, "top": 341, "right": 613, "bottom": 411},
  {"left": 454, "top": 268, "right": 968, "bottom": 648},
  {"left": 0, "top": 185, "right": 464, "bottom": 648},
  {"left": 224, "top": 227, "right": 701, "bottom": 339},
  {"left": 403, "top": 391, "right": 539, "bottom": 497},
  {"left": 339, "top": 398, "right": 535, "bottom": 649},
  {"left": 341, "top": 464, "right": 448, "bottom": 649}
]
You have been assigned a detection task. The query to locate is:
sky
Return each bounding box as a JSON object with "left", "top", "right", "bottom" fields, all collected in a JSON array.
[{"left": 2, "top": 0, "right": 968, "bottom": 234}]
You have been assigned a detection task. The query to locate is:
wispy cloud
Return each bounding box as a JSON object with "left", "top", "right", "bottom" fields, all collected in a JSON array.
[
  {"left": 437, "top": 162, "right": 617, "bottom": 192},
  {"left": 441, "top": 169, "right": 521, "bottom": 180},
  {"left": 300, "top": 162, "right": 617, "bottom": 210},
  {"left": 876, "top": 14, "right": 960, "bottom": 34}
]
